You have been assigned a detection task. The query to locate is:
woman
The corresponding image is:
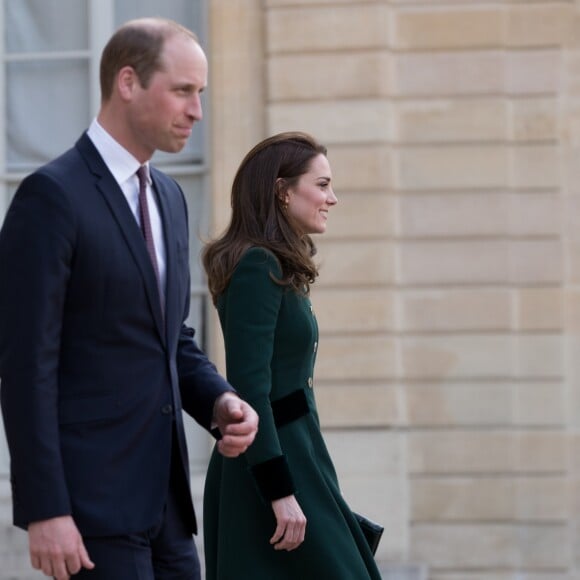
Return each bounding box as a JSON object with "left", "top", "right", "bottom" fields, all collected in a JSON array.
[{"left": 202, "top": 132, "right": 382, "bottom": 579}]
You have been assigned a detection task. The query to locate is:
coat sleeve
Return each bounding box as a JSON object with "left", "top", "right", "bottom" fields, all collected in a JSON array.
[
  {"left": 220, "top": 247, "right": 295, "bottom": 501},
  {"left": 0, "top": 172, "right": 75, "bottom": 527},
  {"left": 172, "top": 178, "right": 234, "bottom": 431},
  {"left": 177, "top": 322, "right": 234, "bottom": 430}
]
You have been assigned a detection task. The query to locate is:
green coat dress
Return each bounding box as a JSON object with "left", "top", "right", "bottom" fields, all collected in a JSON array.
[{"left": 204, "top": 247, "right": 382, "bottom": 580}]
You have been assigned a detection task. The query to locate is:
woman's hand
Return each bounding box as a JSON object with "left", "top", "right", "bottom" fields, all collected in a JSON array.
[{"left": 270, "top": 495, "right": 307, "bottom": 551}]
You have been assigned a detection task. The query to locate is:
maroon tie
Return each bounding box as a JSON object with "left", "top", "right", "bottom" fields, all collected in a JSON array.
[{"left": 136, "top": 166, "right": 163, "bottom": 310}]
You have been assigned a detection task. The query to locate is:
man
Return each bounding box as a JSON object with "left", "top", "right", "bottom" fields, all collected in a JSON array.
[{"left": 0, "top": 17, "right": 258, "bottom": 580}]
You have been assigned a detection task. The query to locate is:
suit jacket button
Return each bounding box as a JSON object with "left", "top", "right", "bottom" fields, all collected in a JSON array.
[
  {"left": 307, "top": 377, "right": 313, "bottom": 388},
  {"left": 161, "top": 404, "right": 173, "bottom": 415}
]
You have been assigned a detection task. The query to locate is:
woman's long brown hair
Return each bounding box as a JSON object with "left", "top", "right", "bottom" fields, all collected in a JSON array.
[{"left": 202, "top": 131, "right": 328, "bottom": 304}]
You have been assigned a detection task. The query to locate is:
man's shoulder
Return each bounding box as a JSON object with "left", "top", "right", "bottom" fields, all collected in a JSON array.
[
  {"left": 31, "top": 134, "right": 92, "bottom": 182},
  {"left": 149, "top": 165, "right": 180, "bottom": 191}
]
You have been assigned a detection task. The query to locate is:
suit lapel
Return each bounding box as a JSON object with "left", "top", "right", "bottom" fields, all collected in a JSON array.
[
  {"left": 75, "top": 134, "right": 166, "bottom": 346},
  {"left": 151, "top": 173, "right": 179, "bottom": 351}
]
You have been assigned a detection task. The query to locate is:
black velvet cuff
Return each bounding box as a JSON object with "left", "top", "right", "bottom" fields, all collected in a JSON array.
[
  {"left": 271, "top": 389, "right": 309, "bottom": 428},
  {"left": 251, "top": 455, "right": 295, "bottom": 501}
]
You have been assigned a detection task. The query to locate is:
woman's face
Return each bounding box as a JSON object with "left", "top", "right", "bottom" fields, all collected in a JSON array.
[{"left": 284, "top": 154, "right": 337, "bottom": 234}]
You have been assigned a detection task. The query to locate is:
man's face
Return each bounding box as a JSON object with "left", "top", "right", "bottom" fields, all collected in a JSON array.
[{"left": 126, "top": 34, "right": 208, "bottom": 162}]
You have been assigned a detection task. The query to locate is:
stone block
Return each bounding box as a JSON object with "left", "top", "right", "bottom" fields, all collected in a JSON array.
[
  {"left": 406, "top": 381, "right": 565, "bottom": 428},
  {"left": 509, "top": 240, "right": 562, "bottom": 285},
  {"left": 515, "top": 334, "right": 564, "bottom": 378},
  {"left": 405, "top": 383, "right": 513, "bottom": 427},
  {"left": 515, "top": 382, "right": 565, "bottom": 426},
  {"left": 316, "top": 383, "right": 402, "bottom": 428},
  {"left": 506, "top": 4, "right": 575, "bottom": 48},
  {"left": 395, "top": 98, "right": 507, "bottom": 143},
  {"left": 328, "top": 145, "right": 393, "bottom": 191},
  {"left": 411, "top": 523, "right": 569, "bottom": 569},
  {"left": 400, "top": 289, "right": 511, "bottom": 332},
  {"left": 506, "top": 50, "right": 561, "bottom": 95},
  {"left": 398, "top": 193, "right": 509, "bottom": 238},
  {"left": 326, "top": 192, "right": 394, "bottom": 239},
  {"left": 509, "top": 193, "right": 561, "bottom": 237},
  {"left": 515, "top": 477, "right": 569, "bottom": 520},
  {"left": 560, "top": 144, "right": 580, "bottom": 194},
  {"left": 510, "top": 97, "right": 558, "bottom": 142},
  {"left": 268, "top": 100, "right": 392, "bottom": 145},
  {"left": 394, "top": 7, "right": 503, "bottom": 50},
  {"left": 510, "top": 145, "right": 560, "bottom": 189},
  {"left": 564, "top": 289, "right": 580, "bottom": 332},
  {"left": 411, "top": 477, "right": 568, "bottom": 522},
  {"left": 563, "top": 194, "right": 580, "bottom": 241},
  {"left": 411, "top": 478, "right": 515, "bottom": 521},
  {"left": 325, "top": 429, "right": 403, "bottom": 478},
  {"left": 565, "top": 241, "right": 580, "bottom": 285},
  {"left": 563, "top": 51, "right": 580, "bottom": 95},
  {"left": 431, "top": 574, "right": 567, "bottom": 580},
  {"left": 398, "top": 241, "right": 509, "bottom": 286},
  {"left": 516, "top": 288, "right": 563, "bottom": 331},
  {"left": 311, "top": 288, "right": 395, "bottom": 333},
  {"left": 408, "top": 432, "right": 516, "bottom": 474},
  {"left": 315, "top": 240, "right": 394, "bottom": 286},
  {"left": 516, "top": 431, "right": 568, "bottom": 473},
  {"left": 266, "top": 0, "right": 369, "bottom": 4},
  {"left": 401, "top": 334, "right": 512, "bottom": 379},
  {"left": 394, "top": 146, "right": 508, "bottom": 190},
  {"left": 394, "top": 51, "right": 504, "bottom": 97},
  {"left": 409, "top": 430, "right": 568, "bottom": 475},
  {"left": 268, "top": 53, "right": 392, "bottom": 101},
  {"left": 381, "top": 564, "right": 429, "bottom": 580},
  {"left": 395, "top": 50, "right": 560, "bottom": 97},
  {"left": 316, "top": 335, "right": 396, "bottom": 380},
  {"left": 266, "top": 4, "right": 390, "bottom": 53}
]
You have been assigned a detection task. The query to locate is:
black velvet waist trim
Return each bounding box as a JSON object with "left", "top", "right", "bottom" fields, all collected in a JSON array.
[{"left": 271, "top": 389, "right": 310, "bottom": 428}]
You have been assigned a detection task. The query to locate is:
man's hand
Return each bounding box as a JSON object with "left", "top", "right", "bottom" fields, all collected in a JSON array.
[
  {"left": 213, "top": 392, "right": 258, "bottom": 457},
  {"left": 28, "top": 515, "right": 94, "bottom": 580}
]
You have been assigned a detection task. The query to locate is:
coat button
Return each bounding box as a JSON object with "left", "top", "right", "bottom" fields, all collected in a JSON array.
[
  {"left": 307, "top": 377, "right": 313, "bottom": 388},
  {"left": 313, "top": 341, "right": 318, "bottom": 352},
  {"left": 161, "top": 404, "right": 173, "bottom": 415}
]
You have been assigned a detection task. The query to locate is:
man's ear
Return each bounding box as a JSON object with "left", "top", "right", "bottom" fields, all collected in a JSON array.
[{"left": 117, "top": 66, "right": 138, "bottom": 101}]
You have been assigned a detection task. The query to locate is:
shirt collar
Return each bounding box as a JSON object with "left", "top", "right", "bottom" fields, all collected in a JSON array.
[{"left": 87, "top": 118, "right": 150, "bottom": 186}]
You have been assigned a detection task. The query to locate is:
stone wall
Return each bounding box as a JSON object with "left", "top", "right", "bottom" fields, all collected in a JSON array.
[
  {"left": 209, "top": 0, "right": 580, "bottom": 578},
  {"left": 3, "top": 1, "right": 578, "bottom": 578}
]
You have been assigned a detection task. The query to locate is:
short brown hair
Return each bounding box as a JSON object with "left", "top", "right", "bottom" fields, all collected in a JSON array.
[{"left": 99, "top": 18, "right": 198, "bottom": 101}]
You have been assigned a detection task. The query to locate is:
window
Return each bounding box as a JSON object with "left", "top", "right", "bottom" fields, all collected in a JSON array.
[{"left": 0, "top": 0, "right": 211, "bottom": 475}]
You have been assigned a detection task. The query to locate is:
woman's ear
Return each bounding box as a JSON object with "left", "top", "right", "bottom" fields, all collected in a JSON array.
[{"left": 275, "top": 178, "right": 290, "bottom": 208}]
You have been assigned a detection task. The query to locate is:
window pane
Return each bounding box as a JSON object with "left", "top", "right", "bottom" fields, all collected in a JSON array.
[
  {"left": 116, "top": 0, "right": 206, "bottom": 164},
  {"left": 114, "top": 0, "right": 202, "bottom": 33},
  {"left": 7, "top": 60, "right": 90, "bottom": 171},
  {"left": 6, "top": 0, "right": 89, "bottom": 53},
  {"left": 174, "top": 174, "right": 210, "bottom": 287}
]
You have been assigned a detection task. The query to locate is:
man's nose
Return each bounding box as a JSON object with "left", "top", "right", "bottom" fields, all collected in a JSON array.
[{"left": 187, "top": 95, "right": 203, "bottom": 121}]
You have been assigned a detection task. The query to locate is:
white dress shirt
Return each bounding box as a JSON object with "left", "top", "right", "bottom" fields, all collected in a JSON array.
[{"left": 87, "top": 119, "right": 167, "bottom": 302}]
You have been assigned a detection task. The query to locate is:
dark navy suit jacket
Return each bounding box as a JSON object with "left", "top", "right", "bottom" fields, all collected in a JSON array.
[{"left": 0, "top": 133, "right": 233, "bottom": 536}]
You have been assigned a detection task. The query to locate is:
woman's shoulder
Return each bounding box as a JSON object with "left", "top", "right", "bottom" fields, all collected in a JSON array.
[{"left": 235, "top": 246, "right": 283, "bottom": 277}]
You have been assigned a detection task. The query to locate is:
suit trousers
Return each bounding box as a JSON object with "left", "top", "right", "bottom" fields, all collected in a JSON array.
[{"left": 73, "top": 442, "right": 199, "bottom": 580}]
